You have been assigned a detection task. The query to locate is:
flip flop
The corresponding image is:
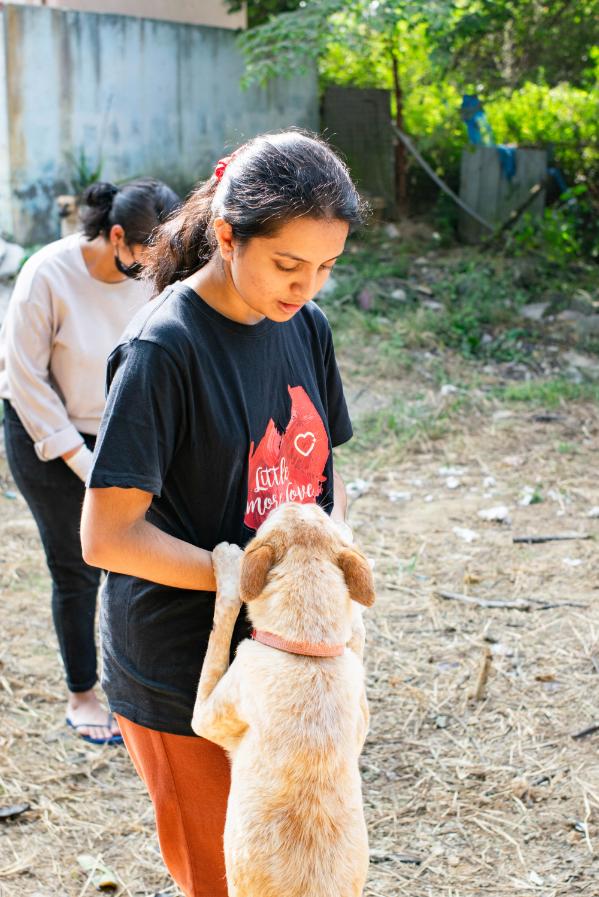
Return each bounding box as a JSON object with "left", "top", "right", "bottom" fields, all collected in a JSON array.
[{"left": 66, "top": 713, "right": 124, "bottom": 746}]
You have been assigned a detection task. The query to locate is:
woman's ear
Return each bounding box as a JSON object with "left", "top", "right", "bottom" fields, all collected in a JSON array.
[
  {"left": 240, "top": 543, "right": 275, "bottom": 602},
  {"left": 109, "top": 223, "right": 125, "bottom": 249},
  {"left": 337, "top": 547, "right": 376, "bottom": 607},
  {"left": 212, "top": 217, "right": 235, "bottom": 263}
]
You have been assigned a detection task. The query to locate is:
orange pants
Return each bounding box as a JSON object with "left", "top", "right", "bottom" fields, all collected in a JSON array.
[{"left": 116, "top": 714, "right": 230, "bottom": 897}]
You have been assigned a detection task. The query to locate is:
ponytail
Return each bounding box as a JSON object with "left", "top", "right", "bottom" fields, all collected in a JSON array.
[{"left": 144, "top": 179, "right": 218, "bottom": 295}]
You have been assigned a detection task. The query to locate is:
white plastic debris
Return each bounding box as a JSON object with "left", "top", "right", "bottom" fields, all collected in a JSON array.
[
  {"left": 346, "top": 479, "right": 371, "bottom": 499},
  {"left": 563, "top": 557, "right": 583, "bottom": 567},
  {"left": 438, "top": 466, "right": 467, "bottom": 477},
  {"left": 519, "top": 485, "right": 538, "bottom": 506},
  {"left": 446, "top": 476, "right": 461, "bottom": 490},
  {"left": 502, "top": 454, "right": 524, "bottom": 467},
  {"left": 478, "top": 505, "right": 511, "bottom": 523},
  {"left": 587, "top": 507, "right": 599, "bottom": 518},
  {"left": 453, "top": 526, "right": 479, "bottom": 543},
  {"left": 440, "top": 383, "right": 458, "bottom": 396},
  {"left": 387, "top": 491, "right": 412, "bottom": 502}
]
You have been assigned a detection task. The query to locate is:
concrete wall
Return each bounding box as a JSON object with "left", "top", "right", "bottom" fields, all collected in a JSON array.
[
  {"left": 0, "top": 13, "right": 12, "bottom": 236},
  {"left": 322, "top": 87, "right": 394, "bottom": 216},
  {"left": 459, "top": 146, "right": 547, "bottom": 243},
  {"left": 2, "top": 3, "right": 317, "bottom": 244},
  {"left": 8, "top": 0, "right": 246, "bottom": 30}
]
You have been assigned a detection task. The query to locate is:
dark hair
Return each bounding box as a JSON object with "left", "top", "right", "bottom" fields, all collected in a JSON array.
[
  {"left": 145, "top": 131, "right": 365, "bottom": 295},
  {"left": 80, "top": 178, "right": 180, "bottom": 245}
]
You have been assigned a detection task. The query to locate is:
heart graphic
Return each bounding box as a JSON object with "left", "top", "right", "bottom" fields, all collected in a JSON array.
[
  {"left": 294, "top": 431, "right": 316, "bottom": 457},
  {"left": 245, "top": 387, "right": 329, "bottom": 530}
]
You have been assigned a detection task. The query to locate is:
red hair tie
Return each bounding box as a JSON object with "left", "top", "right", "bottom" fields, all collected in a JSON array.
[{"left": 214, "top": 155, "right": 233, "bottom": 181}]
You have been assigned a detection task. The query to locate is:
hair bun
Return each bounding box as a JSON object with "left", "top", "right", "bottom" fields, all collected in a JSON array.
[{"left": 82, "top": 181, "right": 118, "bottom": 208}]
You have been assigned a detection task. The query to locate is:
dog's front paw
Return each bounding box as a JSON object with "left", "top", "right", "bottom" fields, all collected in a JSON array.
[{"left": 212, "top": 542, "right": 243, "bottom": 611}]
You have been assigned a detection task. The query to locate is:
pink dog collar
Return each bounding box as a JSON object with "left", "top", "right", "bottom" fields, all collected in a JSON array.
[{"left": 251, "top": 629, "right": 345, "bottom": 658}]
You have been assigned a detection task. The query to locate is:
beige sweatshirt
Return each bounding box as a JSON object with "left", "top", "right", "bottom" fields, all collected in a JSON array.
[{"left": 0, "top": 234, "right": 153, "bottom": 461}]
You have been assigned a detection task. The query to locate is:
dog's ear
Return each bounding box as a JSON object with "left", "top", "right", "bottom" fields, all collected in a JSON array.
[
  {"left": 337, "top": 547, "right": 376, "bottom": 607},
  {"left": 240, "top": 543, "right": 275, "bottom": 602}
]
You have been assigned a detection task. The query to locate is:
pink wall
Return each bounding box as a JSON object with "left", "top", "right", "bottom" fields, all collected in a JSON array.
[{"left": 7, "top": 0, "right": 246, "bottom": 29}]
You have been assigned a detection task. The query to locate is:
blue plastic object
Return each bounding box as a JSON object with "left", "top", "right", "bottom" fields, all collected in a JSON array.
[
  {"left": 461, "top": 95, "right": 516, "bottom": 180},
  {"left": 460, "top": 95, "right": 495, "bottom": 146}
]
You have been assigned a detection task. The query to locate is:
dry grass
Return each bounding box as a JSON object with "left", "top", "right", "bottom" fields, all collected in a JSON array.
[{"left": 1, "top": 383, "right": 598, "bottom": 896}]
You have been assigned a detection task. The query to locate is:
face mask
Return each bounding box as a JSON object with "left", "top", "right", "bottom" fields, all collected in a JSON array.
[{"left": 115, "top": 247, "right": 143, "bottom": 279}]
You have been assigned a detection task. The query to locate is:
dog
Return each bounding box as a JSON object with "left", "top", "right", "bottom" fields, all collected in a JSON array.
[
  {"left": 55, "top": 195, "right": 80, "bottom": 237},
  {"left": 191, "top": 501, "right": 375, "bottom": 897}
]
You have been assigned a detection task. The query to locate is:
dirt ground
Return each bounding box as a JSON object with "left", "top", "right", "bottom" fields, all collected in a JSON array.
[{"left": 1, "top": 356, "right": 598, "bottom": 896}]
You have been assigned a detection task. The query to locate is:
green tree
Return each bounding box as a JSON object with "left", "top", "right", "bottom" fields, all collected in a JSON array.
[
  {"left": 226, "top": 0, "right": 302, "bottom": 29},
  {"left": 236, "top": 1, "right": 599, "bottom": 208},
  {"left": 238, "top": 0, "right": 446, "bottom": 211},
  {"left": 436, "top": 0, "right": 599, "bottom": 91}
]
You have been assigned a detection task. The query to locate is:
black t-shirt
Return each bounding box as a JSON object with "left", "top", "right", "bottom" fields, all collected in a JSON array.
[{"left": 89, "top": 283, "right": 353, "bottom": 735}]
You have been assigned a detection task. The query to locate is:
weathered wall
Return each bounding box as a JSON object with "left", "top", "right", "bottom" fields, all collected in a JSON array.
[
  {"left": 459, "top": 146, "right": 547, "bottom": 244},
  {"left": 0, "top": 13, "right": 12, "bottom": 236},
  {"left": 8, "top": 0, "right": 246, "bottom": 30},
  {"left": 322, "top": 87, "right": 394, "bottom": 215},
  {"left": 2, "top": 3, "right": 317, "bottom": 244}
]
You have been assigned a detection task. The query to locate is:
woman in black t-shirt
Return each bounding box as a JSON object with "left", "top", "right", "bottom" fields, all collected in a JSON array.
[{"left": 81, "top": 131, "right": 364, "bottom": 897}]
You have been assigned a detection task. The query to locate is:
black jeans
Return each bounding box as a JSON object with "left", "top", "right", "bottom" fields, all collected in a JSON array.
[{"left": 3, "top": 400, "right": 101, "bottom": 692}]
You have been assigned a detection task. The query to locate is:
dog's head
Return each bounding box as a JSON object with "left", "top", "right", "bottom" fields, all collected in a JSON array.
[
  {"left": 240, "top": 502, "right": 375, "bottom": 610},
  {"left": 56, "top": 195, "right": 79, "bottom": 219}
]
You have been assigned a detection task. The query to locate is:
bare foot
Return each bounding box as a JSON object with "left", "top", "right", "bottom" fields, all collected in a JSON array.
[{"left": 67, "top": 688, "right": 121, "bottom": 743}]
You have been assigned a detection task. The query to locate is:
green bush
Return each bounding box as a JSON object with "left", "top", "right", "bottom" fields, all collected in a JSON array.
[
  {"left": 486, "top": 81, "right": 599, "bottom": 191},
  {"left": 509, "top": 186, "right": 599, "bottom": 264}
]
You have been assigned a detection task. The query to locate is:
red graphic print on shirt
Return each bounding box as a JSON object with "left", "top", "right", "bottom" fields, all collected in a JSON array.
[{"left": 245, "top": 385, "right": 329, "bottom": 530}]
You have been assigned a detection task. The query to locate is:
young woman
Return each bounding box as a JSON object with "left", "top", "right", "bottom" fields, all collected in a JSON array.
[
  {"left": 0, "top": 178, "right": 179, "bottom": 745},
  {"left": 80, "top": 131, "right": 364, "bottom": 896}
]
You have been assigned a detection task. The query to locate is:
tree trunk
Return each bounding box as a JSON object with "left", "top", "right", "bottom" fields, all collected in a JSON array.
[{"left": 392, "top": 52, "right": 408, "bottom": 215}]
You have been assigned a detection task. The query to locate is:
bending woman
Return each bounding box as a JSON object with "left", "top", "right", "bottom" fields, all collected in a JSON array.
[
  {"left": 0, "top": 178, "right": 179, "bottom": 744},
  {"left": 80, "top": 132, "right": 363, "bottom": 896}
]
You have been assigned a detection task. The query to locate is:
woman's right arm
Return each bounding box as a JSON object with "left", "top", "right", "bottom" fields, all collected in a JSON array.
[
  {"left": 81, "top": 486, "right": 216, "bottom": 591},
  {"left": 4, "top": 266, "right": 85, "bottom": 462}
]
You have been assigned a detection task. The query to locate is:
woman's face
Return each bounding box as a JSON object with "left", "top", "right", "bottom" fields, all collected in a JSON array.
[
  {"left": 109, "top": 224, "right": 149, "bottom": 277},
  {"left": 219, "top": 216, "right": 350, "bottom": 323}
]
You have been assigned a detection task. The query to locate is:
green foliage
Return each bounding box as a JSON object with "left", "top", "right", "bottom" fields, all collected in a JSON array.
[
  {"left": 321, "top": 224, "right": 599, "bottom": 371},
  {"left": 435, "top": 0, "right": 599, "bottom": 91},
  {"left": 495, "top": 380, "right": 599, "bottom": 407},
  {"left": 236, "top": 0, "right": 599, "bottom": 252},
  {"left": 486, "top": 80, "right": 599, "bottom": 189},
  {"left": 418, "top": 263, "right": 531, "bottom": 359},
  {"left": 237, "top": 1, "right": 450, "bottom": 86},
  {"left": 65, "top": 147, "right": 103, "bottom": 197},
  {"left": 225, "top": 0, "right": 302, "bottom": 29},
  {"left": 508, "top": 186, "right": 599, "bottom": 265}
]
